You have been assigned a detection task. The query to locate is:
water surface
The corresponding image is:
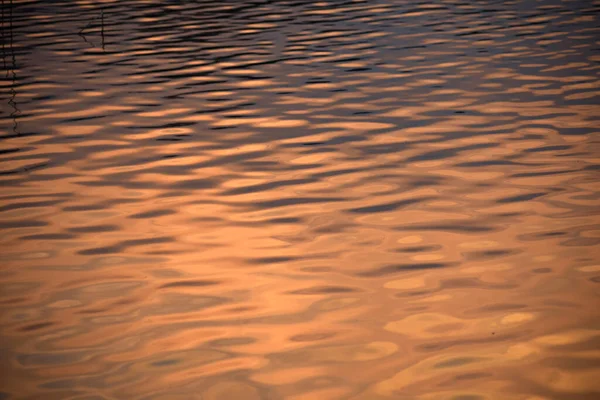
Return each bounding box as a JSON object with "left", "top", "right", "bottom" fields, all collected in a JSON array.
[{"left": 1, "top": 0, "right": 600, "bottom": 399}]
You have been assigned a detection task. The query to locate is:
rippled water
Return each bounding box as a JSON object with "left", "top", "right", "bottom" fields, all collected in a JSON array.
[{"left": 1, "top": 0, "right": 599, "bottom": 399}]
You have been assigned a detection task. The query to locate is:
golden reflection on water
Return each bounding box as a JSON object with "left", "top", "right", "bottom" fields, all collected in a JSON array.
[{"left": 1, "top": 0, "right": 600, "bottom": 399}]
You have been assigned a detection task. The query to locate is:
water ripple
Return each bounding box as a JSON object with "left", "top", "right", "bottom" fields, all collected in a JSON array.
[{"left": 1, "top": 0, "right": 599, "bottom": 399}]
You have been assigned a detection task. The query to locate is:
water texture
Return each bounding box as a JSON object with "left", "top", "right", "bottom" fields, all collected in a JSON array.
[{"left": 1, "top": 0, "right": 599, "bottom": 399}]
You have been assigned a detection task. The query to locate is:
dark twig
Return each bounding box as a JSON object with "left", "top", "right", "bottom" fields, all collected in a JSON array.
[
  {"left": 2, "top": 0, "right": 6, "bottom": 72},
  {"left": 79, "top": 8, "right": 107, "bottom": 49},
  {"left": 78, "top": 13, "right": 97, "bottom": 47},
  {"left": 6, "top": 0, "right": 19, "bottom": 134},
  {"left": 101, "top": 9, "right": 105, "bottom": 51}
]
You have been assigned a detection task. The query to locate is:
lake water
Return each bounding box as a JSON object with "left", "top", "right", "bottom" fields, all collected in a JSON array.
[{"left": 1, "top": 0, "right": 599, "bottom": 399}]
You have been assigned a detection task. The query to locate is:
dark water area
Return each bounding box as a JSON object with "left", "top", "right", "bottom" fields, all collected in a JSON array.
[{"left": 1, "top": 0, "right": 600, "bottom": 399}]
